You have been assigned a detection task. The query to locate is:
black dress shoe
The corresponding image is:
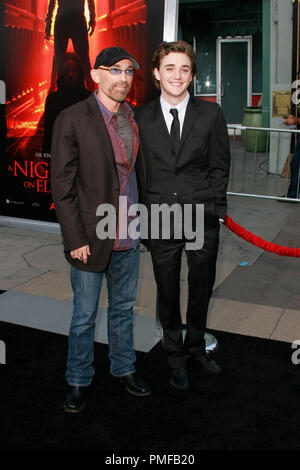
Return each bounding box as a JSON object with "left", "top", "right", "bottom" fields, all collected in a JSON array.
[
  {"left": 169, "top": 368, "right": 189, "bottom": 390},
  {"left": 120, "top": 372, "right": 151, "bottom": 396},
  {"left": 64, "top": 385, "right": 87, "bottom": 414},
  {"left": 196, "top": 354, "right": 222, "bottom": 374}
]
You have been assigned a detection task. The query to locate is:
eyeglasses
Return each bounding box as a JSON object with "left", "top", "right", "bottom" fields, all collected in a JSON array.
[{"left": 98, "top": 67, "right": 134, "bottom": 76}]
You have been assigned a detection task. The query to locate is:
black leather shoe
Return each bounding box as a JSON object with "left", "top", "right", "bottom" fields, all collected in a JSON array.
[
  {"left": 120, "top": 372, "right": 151, "bottom": 396},
  {"left": 169, "top": 368, "right": 189, "bottom": 390},
  {"left": 196, "top": 354, "right": 222, "bottom": 374},
  {"left": 64, "top": 385, "right": 87, "bottom": 413}
]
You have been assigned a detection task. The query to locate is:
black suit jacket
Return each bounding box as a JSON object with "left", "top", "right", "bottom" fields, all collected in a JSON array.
[
  {"left": 51, "top": 94, "right": 147, "bottom": 272},
  {"left": 135, "top": 96, "right": 230, "bottom": 236}
]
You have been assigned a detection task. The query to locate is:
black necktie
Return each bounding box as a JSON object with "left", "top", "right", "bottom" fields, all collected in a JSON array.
[{"left": 170, "top": 108, "right": 180, "bottom": 154}]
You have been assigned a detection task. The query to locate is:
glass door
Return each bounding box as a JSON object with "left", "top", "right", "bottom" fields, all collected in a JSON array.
[{"left": 217, "top": 37, "right": 252, "bottom": 124}]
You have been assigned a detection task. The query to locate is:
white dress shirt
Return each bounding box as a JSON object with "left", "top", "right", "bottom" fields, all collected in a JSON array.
[{"left": 160, "top": 92, "right": 190, "bottom": 137}]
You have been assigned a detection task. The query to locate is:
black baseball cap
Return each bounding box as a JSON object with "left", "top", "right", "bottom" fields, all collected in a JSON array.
[{"left": 93, "top": 47, "right": 140, "bottom": 70}]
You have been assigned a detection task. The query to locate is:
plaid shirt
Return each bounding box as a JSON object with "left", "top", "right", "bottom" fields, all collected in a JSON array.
[{"left": 94, "top": 92, "right": 140, "bottom": 250}]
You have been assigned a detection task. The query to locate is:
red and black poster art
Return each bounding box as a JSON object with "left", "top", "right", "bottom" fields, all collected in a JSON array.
[{"left": 0, "top": 0, "right": 164, "bottom": 222}]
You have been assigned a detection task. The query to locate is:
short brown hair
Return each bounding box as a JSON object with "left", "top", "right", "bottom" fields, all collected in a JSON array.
[{"left": 152, "top": 40, "right": 197, "bottom": 90}]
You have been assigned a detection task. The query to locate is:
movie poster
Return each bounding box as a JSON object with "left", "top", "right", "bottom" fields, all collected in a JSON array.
[{"left": 0, "top": 0, "right": 164, "bottom": 222}]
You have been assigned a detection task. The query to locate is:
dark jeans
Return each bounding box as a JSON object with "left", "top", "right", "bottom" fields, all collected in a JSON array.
[
  {"left": 66, "top": 248, "right": 140, "bottom": 386},
  {"left": 287, "top": 136, "right": 300, "bottom": 198}
]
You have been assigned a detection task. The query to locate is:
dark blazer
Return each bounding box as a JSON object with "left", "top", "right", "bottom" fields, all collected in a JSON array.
[
  {"left": 51, "top": 93, "right": 147, "bottom": 272},
  {"left": 134, "top": 96, "right": 230, "bottom": 233}
]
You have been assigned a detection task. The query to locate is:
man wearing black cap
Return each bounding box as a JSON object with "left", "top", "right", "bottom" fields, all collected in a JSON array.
[{"left": 51, "top": 47, "right": 150, "bottom": 413}]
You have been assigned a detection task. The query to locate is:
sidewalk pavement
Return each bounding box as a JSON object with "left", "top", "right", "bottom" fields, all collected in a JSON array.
[{"left": 0, "top": 194, "right": 300, "bottom": 348}]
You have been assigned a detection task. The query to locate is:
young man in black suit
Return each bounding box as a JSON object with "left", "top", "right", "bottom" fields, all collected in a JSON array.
[{"left": 135, "top": 40, "right": 231, "bottom": 390}]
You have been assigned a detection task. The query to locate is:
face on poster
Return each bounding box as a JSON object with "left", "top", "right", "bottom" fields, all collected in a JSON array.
[{"left": 0, "top": 0, "right": 164, "bottom": 222}]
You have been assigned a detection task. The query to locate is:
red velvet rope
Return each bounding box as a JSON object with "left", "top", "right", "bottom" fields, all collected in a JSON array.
[{"left": 225, "top": 215, "right": 300, "bottom": 257}]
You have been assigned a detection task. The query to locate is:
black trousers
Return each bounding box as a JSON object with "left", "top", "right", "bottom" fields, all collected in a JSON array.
[
  {"left": 150, "top": 228, "right": 219, "bottom": 369},
  {"left": 50, "top": 15, "right": 93, "bottom": 90}
]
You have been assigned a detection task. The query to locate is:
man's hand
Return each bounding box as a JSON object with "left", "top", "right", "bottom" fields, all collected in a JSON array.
[
  {"left": 283, "top": 114, "right": 297, "bottom": 126},
  {"left": 88, "top": 20, "right": 96, "bottom": 36},
  {"left": 70, "top": 245, "right": 91, "bottom": 264}
]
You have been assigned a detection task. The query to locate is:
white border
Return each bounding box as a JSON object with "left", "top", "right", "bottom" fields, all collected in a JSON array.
[
  {"left": 163, "top": 0, "right": 179, "bottom": 41},
  {"left": 0, "top": 215, "right": 61, "bottom": 233}
]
